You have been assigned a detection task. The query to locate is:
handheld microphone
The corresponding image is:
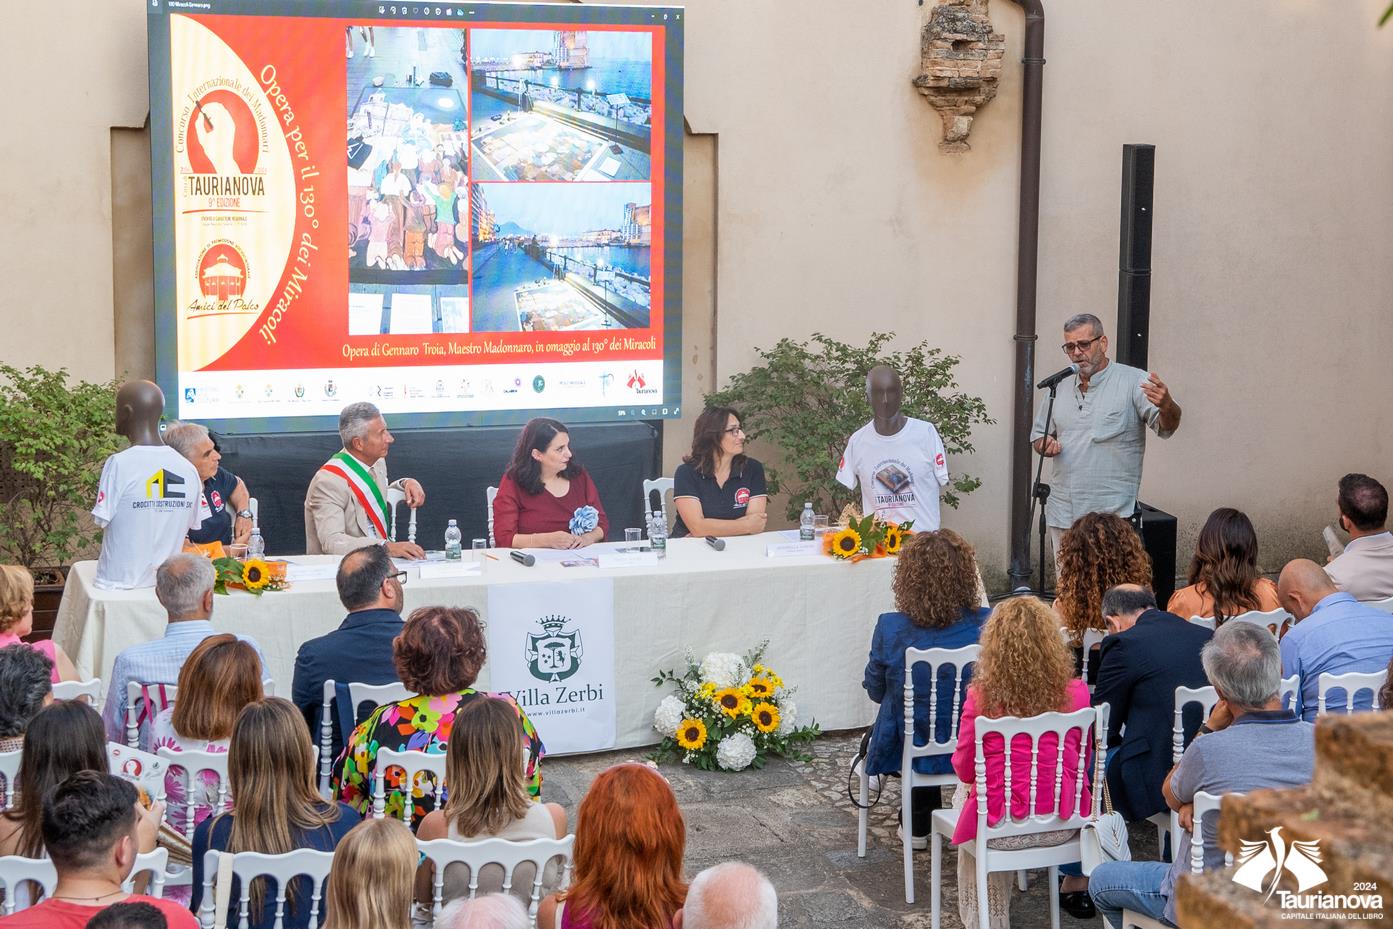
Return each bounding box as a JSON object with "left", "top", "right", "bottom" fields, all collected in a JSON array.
[
  {"left": 510, "top": 550, "right": 536, "bottom": 567},
  {"left": 705, "top": 536, "right": 725, "bottom": 551},
  {"left": 1037, "top": 364, "right": 1080, "bottom": 390}
]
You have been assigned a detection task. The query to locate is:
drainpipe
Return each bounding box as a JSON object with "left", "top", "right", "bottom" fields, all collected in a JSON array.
[{"left": 1006, "top": 0, "right": 1046, "bottom": 591}]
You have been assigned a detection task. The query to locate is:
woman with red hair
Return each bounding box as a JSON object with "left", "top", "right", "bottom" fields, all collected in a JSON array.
[{"left": 537, "top": 763, "right": 687, "bottom": 929}]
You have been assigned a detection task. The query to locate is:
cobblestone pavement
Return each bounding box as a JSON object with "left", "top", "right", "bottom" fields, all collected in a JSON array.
[{"left": 543, "top": 731, "right": 1162, "bottom": 928}]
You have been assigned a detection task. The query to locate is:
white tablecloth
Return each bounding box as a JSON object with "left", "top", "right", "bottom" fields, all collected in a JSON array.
[{"left": 53, "top": 534, "right": 894, "bottom": 752}]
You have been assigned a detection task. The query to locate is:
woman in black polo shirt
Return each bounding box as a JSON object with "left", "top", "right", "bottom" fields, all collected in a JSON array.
[{"left": 671, "top": 407, "right": 769, "bottom": 538}]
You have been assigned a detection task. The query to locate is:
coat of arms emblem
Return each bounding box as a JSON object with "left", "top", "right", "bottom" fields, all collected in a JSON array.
[{"left": 525, "top": 615, "right": 583, "bottom": 683}]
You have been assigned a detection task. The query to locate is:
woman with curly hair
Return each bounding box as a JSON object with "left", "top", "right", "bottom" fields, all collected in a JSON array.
[
  {"left": 949, "top": 596, "right": 1093, "bottom": 927},
  {"left": 1167, "top": 507, "right": 1280, "bottom": 624},
  {"left": 1055, "top": 512, "right": 1152, "bottom": 647},
  {"left": 861, "top": 529, "right": 990, "bottom": 845}
]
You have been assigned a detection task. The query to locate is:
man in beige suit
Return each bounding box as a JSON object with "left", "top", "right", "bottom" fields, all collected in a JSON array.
[
  {"left": 1324, "top": 473, "right": 1393, "bottom": 602},
  {"left": 304, "top": 401, "right": 426, "bottom": 558}
]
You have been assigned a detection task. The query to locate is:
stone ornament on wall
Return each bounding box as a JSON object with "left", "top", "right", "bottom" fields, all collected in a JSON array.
[{"left": 913, "top": 0, "right": 1006, "bottom": 153}]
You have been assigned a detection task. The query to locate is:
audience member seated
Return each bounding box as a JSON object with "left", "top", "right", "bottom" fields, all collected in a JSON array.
[
  {"left": 1167, "top": 507, "right": 1281, "bottom": 622},
  {"left": 0, "top": 772, "right": 190, "bottom": 929},
  {"left": 164, "top": 422, "right": 253, "bottom": 548},
  {"left": 493, "top": 418, "right": 609, "bottom": 549},
  {"left": 321, "top": 818, "right": 417, "bottom": 929},
  {"left": 439, "top": 894, "right": 529, "bottom": 929},
  {"left": 1089, "top": 622, "right": 1318, "bottom": 928},
  {"left": 1055, "top": 513, "right": 1152, "bottom": 679},
  {"left": 0, "top": 644, "right": 53, "bottom": 752},
  {"left": 537, "top": 763, "right": 686, "bottom": 929},
  {"left": 151, "top": 635, "right": 263, "bottom": 833},
  {"left": 191, "top": 698, "right": 360, "bottom": 929},
  {"left": 291, "top": 545, "right": 406, "bottom": 760},
  {"left": 0, "top": 701, "right": 161, "bottom": 859},
  {"left": 675, "top": 862, "right": 778, "bottom": 929},
  {"left": 861, "top": 529, "right": 989, "bottom": 846},
  {"left": 670, "top": 407, "right": 768, "bottom": 539},
  {"left": 1092, "top": 584, "right": 1211, "bottom": 824},
  {"left": 950, "top": 596, "right": 1093, "bottom": 926},
  {"left": 337, "top": 607, "right": 543, "bottom": 826},
  {"left": 1277, "top": 559, "right": 1393, "bottom": 719},
  {"left": 0, "top": 565, "right": 78, "bottom": 682},
  {"left": 87, "top": 900, "right": 173, "bottom": 929},
  {"left": 416, "top": 697, "right": 567, "bottom": 906},
  {"left": 101, "top": 554, "right": 264, "bottom": 746},
  {"left": 1324, "top": 472, "right": 1393, "bottom": 602}
]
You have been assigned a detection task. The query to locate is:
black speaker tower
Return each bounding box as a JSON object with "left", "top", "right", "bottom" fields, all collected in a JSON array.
[{"left": 1116, "top": 144, "right": 1154, "bottom": 369}]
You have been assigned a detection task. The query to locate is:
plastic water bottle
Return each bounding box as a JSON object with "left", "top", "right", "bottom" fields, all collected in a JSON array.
[
  {"left": 648, "top": 510, "right": 667, "bottom": 558},
  {"left": 799, "top": 501, "right": 815, "bottom": 541},
  {"left": 444, "top": 519, "right": 463, "bottom": 560},
  {"left": 246, "top": 528, "right": 265, "bottom": 560}
]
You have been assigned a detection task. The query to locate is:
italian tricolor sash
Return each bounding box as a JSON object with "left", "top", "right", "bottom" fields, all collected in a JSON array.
[{"left": 321, "top": 452, "right": 390, "bottom": 539}]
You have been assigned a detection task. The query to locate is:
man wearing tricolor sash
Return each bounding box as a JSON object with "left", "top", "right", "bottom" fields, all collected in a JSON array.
[{"left": 304, "top": 402, "right": 426, "bottom": 558}]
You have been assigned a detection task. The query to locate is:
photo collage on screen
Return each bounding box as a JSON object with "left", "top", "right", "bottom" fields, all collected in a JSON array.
[{"left": 346, "top": 23, "right": 654, "bottom": 337}]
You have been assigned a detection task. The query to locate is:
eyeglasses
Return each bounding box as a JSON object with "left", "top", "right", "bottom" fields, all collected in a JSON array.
[
  {"left": 388, "top": 571, "right": 408, "bottom": 586},
  {"left": 724, "top": 426, "right": 745, "bottom": 435},
  {"left": 1062, "top": 336, "right": 1102, "bottom": 354}
]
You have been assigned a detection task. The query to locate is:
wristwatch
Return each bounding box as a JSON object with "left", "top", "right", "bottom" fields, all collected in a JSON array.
[{"left": 236, "top": 509, "right": 253, "bottom": 519}]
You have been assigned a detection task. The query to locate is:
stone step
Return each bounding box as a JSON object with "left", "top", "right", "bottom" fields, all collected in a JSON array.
[
  {"left": 1175, "top": 871, "right": 1304, "bottom": 929},
  {"left": 1311, "top": 713, "right": 1393, "bottom": 828}
]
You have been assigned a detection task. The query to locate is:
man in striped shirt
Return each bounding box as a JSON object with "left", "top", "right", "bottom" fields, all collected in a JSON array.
[{"left": 303, "top": 402, "right": 426, "bottom": 558}]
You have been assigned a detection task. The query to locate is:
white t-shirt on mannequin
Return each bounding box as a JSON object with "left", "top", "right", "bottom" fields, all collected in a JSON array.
[
  {"left": 92, "top": 445, "right": 203, "bottom": 589},
  {"left": 836, "top": 418, "right": 950, "bottom": 532}
]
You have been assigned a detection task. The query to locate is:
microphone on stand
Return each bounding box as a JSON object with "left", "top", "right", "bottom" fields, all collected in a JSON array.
[{"left": 1037, "top": 363, "right": 1080, "bottom": 390}]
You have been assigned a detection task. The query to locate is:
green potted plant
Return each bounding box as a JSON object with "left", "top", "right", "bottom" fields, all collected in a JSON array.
[
  {"left": 705, "top": 331, "right": 992, "bottom": 521},
  {"left": 0, "top": 365, "right": 123, "bottom": 640}
]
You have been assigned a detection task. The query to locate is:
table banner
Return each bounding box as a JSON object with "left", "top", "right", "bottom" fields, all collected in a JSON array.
[{"left": 486, "top": 578, "right": 616, "bottom": 754}]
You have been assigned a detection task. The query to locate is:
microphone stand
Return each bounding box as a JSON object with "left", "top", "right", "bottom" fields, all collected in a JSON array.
[{"left": 1026, "top": 381, "right": 1060, "bottom": 596}]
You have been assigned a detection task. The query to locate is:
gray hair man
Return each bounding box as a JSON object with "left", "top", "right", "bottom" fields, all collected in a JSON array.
[
  {"left": 1088, "top": 621, "right": 1315, "bottom": 929},
  {"left": 100, "top": 553, "right": 265, "bottom": 744},
  {"left": 676, "top": 862, "right": 778, "bottom": 929},
  {"left": 164, "top": 421, "right": 253, "bottom": 547},
  {"left": 303, "top": 401, "right": 426, "bottom": 558},
  {"left": 438, "top": 893, "right": 529, "bottom": 929},
  {"left": 1031, "top": 313, "right": 1181, "bottom": 564}
]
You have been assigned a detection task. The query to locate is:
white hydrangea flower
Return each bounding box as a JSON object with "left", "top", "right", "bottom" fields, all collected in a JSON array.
[
  {"left": 652, "top": 695, "right": 687, "bottom": 737},
  {"left": 698, "top": 652, "right": 747, "bottom": 689},
  {"left": 715, "top": 731, "right": 757, "bottom": 771},
  {"left": 777, "top": 699, "right": 798, "bottom": 735}
]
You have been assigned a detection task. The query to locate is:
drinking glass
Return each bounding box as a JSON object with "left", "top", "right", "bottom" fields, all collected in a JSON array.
[
  {"left": 813, "top": 515, "right": 830, "bottom": 536},
  {"left": 625, "top": 528, "right": 643, "bottom": 545}
]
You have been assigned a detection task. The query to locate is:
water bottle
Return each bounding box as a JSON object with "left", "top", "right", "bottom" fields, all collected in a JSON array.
[
  {"left": 444, "top": 519, "right": 463, "bottom": 560},
  {"left": 799, "top": 501, "right": 815, "bottom": 541},
  {"left": 246, "top": 527, "right": 265, "bottom": 560},
  {"left": 648, "top": 510, "right": 667, "bottom": 558}
]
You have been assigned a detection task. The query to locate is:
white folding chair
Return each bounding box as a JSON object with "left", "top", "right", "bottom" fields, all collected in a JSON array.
[
  {"left": 1123, "top": 791, "right": 1237, "bottom": 929},
  {"left": 157, "top": 746, "right": 231, "bottom": 841},
  {"left": 417, "top": 835, "right": 575, "bottom": 926},
  {"left": 854, "top": 644, "right": 978, "bottom": 903},
  {"left": 1367, "top": 595, "right": 1393, "bottom": 614},
  {"left": 1317, "top": 669, "right": 1387, "bottom": 714},
  {"left": 126, "top": 681, "right": 180, "bottom": 749},
  {"left": 486, "top": 485, "right": 499, "bottom": 547},
  {"left": 52, "top": 677, "right": 101, "bottom": 704},
  {"left": 387, "top": 486, "right": 418, "bottom": 544},
  {"left": 1225, "top": 608, "right": 1294, "bottom": 638},
  {"left": 1279, "top": 673, "right": 1300, "bottom": 713},
  {"left": 318, "top": 679, "right": 413, "bottom": 798},
  {"left": 1187, "top": 615, "right": 1216, "bottom": 631},
  {"left": 930, "top": 705, "right": 1107, "bottom": 929},
  {"left": 0, "top": 749, "right": 21, "bottom": 811},
  {"left": 373, "top": 748, "right": 447, "bottom": 825},
  {"left": 196, "top": 848, "right": 336, "bottom": 929},
  {"left": 1079, "top": 628, "right": 1105, "bottom": 690},
  {"left": 1165, "top": 684, "right": 1221, "bottom": 855},
  {"left": 0, "top": 855, "right": 57, "bottom": 914},
  {"left": 642, "top": 476, "right": 674, "bottom": 530},
  {"left": 123, "top": 846, "right": 171, "bottom": 897}
]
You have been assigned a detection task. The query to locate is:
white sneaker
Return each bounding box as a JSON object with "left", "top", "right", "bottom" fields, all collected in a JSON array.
[
  {"left": 347, "top": 48, "right": 354, "bottom": 59},
  {"left": 368, "top": 46, "right": 377, "bottom": 58},
  {"left": 898, "top": 823, "right": 928, "bottom": 851}
]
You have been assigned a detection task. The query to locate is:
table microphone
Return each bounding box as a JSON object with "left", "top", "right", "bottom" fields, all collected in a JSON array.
[
  {"left": 1037, "top": 363, "right": 1080, "bottom": 390},
  {"left": 510, "top": 550, "right": 536, "bottom": 566},
  {"left": 705, "top": 536, "right": 725, "bottom": 551}
]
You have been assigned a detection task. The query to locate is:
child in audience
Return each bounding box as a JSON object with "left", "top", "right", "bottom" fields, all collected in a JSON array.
[{"left": 321, "top": 818, "right": 416, "bottom": 929}]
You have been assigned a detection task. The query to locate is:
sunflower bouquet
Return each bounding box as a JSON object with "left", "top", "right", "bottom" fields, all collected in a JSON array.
[
  {"left": 823, "top": 512, "right": 912, "bottom": 561},
  {"left": 211, "top": 557, "right": 288, "bottom": 596},
  {"left": 649, "top": 642, "right": 820, "bottom": 772}
]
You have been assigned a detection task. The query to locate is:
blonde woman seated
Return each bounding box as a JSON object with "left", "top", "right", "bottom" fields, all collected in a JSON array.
[
  {"left": 416, "top": 697, "right": 567, "bottom": 907},
  {"left": 0, "top": 565, "right": 78, "bottom": 682}
]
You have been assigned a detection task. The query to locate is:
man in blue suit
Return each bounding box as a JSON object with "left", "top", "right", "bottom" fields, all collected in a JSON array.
[
  {"left": 291, "top": 544, "right": 406, "bottom": 762},
  {"left": 1092, "top": 584, "right": 1213, "bottom": 824}
]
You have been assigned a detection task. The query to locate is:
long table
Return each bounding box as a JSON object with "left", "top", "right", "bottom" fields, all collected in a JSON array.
[{"left": 52, "top": 534, "right": 893, "bottom": 752}]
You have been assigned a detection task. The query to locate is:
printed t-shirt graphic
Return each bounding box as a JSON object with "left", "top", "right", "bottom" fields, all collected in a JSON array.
[
  {"left": 93, "top": 446, "right": 204, "bottom": 589},
  {"left": 836, "top": 418, "right": 950, "bottom": 532}
]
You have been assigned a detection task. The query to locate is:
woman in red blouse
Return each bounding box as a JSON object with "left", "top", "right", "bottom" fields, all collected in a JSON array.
[{"left": 494, "top": 418, "right": 609, "bottom": 549}]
